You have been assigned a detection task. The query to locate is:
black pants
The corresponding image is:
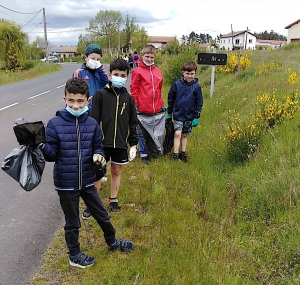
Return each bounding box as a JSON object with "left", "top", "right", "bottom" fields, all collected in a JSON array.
[{"left": 58, "top": 186, "right": 116, "bottom": 256}]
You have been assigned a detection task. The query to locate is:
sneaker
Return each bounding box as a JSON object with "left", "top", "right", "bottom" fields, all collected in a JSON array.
[
  {"left": 141, "top": 157, "right": 151, "bottom": 165},
  {"left": 69, "top": 252, "right": 95, "bottom": 268},
  {"left": 108, "top": 238, "right": 135, "bottom": 252},
  {"left": 173, "top": 153, "right": 179, "bottom": 160},
  {"left": 179, "top": 152, "right": 188, "bottom": 163},
  {"left": 109, "top": 202, "right": 121, "bottom": 212},
  {"left": 82, "top": 208, "right": 92, "bottom": 220}
]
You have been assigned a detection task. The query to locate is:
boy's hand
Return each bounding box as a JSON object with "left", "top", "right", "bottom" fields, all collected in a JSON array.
[
  {"left": 93, "top": 154, "right": 106, "bottom": 167},
  {"left": 192, "top": 118, "right": 199, "bottom": 127},
  {"left": 129, "top": 146, "right": 137, "bottom": 161}
]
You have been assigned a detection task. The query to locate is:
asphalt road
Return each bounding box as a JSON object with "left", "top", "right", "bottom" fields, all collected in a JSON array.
[{"left": 0, "top": 62, "right": 119, "bottom": 285}]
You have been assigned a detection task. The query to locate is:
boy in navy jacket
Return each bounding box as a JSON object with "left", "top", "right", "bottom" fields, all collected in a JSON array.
[
  {"left": 40, "top": 77, "right": 134, "bottom": 268},
  {"left": 166, "top": 61, "right": 203, "bottom": 162}
]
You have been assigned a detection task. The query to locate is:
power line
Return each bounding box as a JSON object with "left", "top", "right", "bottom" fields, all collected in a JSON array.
[
  {"left": 21, "top": 10, "right": 41, "bottom": 28},
  {"left": 0, "top": 4, "right": 41, "bottom": 14}
]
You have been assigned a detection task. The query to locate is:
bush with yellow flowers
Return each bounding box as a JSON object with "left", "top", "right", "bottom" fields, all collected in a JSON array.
[
  {"left": 224, "top": 92, "right": 300, "bottom": 162},
  {"left": 255, "top": 62, "right": 281, "bottom": 76},
  {"left": 287, "top": 68, "right": 300, "bottom": 84},
  {"left": 216, "top": 51, "right": 252, "bottom": 73}
]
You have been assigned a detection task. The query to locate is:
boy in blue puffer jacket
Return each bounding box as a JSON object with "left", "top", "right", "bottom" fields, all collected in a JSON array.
[
  {"left": 166, "top": 61, "right": 203, "bottom": 162},
  {"left": 39, "top": 77, "right": 134, "bottom": 268}
]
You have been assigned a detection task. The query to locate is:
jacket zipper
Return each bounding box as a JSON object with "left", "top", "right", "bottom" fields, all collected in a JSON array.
[
  {"left": 76, "top": 118, "right": 82, "bottom": 189},
  {"left": 150, "top": 66, "right": 155, "bottom": 113},
  {"left": 114, "top": 94, "right": 120, "bottom": 148}
]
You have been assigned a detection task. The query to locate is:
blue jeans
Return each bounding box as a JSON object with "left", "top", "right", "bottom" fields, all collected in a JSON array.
[{"left": 137, "top": 125, "right": 148, "bottom": 157}]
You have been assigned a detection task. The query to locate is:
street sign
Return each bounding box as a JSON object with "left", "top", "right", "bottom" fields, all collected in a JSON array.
[{"left": 197, "top": 53, "right": 227, "bottom": 65}]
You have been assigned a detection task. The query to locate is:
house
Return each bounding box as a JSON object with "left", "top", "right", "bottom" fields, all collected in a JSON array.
[
  {"left": 256, "top": 39, "right": 286, "bottom": 49},
  {"left": 218, "top": 30, "right": 256, "bottom": 51},
  {"left": 48, "top": 45, "right": 78, "bottom": 59},
  {"left": 285, "top": 19, "right": 300, "bottom": 44},
  {"left": 148, "top": 36, "right": 177, "bottom": 49}
]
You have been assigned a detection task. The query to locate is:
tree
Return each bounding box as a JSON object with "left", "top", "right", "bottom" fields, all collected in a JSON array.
[
  {"left": 87, "top": 10, "right": 123, "bottom": 50},
  {"left": 0, "top": 19, "right": 28, "bottom": 70},
  {"left": 123, "top": 13, "right": 136, "bottom": 52},
  {"left": 130, "top": 26, "right": 149, "bottom": 53}
]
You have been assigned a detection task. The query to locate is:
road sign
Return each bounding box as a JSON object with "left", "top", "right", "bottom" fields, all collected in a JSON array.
[{"left": 197, "top": 53, "right": 227, "bottom": 65}]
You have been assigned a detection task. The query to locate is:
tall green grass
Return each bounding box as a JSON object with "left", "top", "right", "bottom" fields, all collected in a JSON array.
[
  {"left": 29, "top": 48, "right": 300, "bottom": 284},
  {"left": 0, "top": 62, "right": 61, "bottom": 86}
]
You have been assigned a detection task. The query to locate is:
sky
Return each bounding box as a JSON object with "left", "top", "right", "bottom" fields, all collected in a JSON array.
[{"left": 0, "top": 0, "right": 299, "bottom": 46}]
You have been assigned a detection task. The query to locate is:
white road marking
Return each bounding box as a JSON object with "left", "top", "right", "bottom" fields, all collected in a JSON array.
[
  {"left": 0, "top": 84, "right": 66, "bottom": 111},
  {"left": 0, "top": 102, "right": 20, "bottom": 111}
]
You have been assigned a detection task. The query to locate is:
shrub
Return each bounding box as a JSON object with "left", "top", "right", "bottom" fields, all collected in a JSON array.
[{"left": 22, "top": 60, "right": 35, "bottom": 70}]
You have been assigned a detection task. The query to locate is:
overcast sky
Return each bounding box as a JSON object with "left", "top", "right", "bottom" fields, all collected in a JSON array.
[{"left": 0, "top": 0, "right": 298, "bottom": 46}]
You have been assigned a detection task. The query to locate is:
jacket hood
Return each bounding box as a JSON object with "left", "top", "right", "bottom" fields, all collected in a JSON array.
[{"left": 180, "top": 77, "right": 199, "bottom": 85}]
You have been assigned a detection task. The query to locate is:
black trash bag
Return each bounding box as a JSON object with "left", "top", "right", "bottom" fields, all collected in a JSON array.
[
  {"left": 163, "top": 120, "right": 174, "bottom": 155},
  {"left": 1, "top": 145, "right": 45, "bottom": 191},
  {"left": 13, "top": 118, "right": 46, "bottom": 147},
  {"left": 138, "top": 121, "right": 161, "bottom": 159}
]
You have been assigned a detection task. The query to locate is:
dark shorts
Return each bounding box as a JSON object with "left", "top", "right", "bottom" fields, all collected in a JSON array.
[
  {"left": 174, "top": 120, "right": 192, "bottom": 134},
  {"left": 104, "top": 147, "right": 129, "bottom": 165}
]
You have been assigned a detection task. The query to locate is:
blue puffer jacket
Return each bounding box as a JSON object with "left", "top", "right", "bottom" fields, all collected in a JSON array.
[
  {"left": 73, "top": 64, "right": 109, "bottom": 108},
  {"left": 41, "top": 109, "right": 105, "bottom": 191},
  {"left": 167, "top": 78, "right": 203, "bottom": 121}
]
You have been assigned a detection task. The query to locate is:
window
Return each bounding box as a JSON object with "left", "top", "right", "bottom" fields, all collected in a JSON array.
[
  {"left": 249, "top": 39, "right": 252, "bottom": 43},
  {"left": 228, "top": 39, "right": 231, "bottom": 43},
  {"left": 235, "top": 39, "right": 240, "bottom": 44}
]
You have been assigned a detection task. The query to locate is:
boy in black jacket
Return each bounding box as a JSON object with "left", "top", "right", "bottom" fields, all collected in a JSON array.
[{"left": 90, "top": 58, "right": 138, "bottom": 212}]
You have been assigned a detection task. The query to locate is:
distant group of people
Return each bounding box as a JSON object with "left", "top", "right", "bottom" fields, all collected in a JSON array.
[
  {"left": 39, "top": 42, "right": 203, "bottom": 268},
  {"left": 116, "top": 50, "right": 140, "bottom": 71}
]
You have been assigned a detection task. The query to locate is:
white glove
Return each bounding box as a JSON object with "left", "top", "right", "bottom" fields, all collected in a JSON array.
[
  {"left": 93, "top": 154, "right": 106, "bottom": 166},
  {"left": 129, "top": 146, "right": 137, "bottom": 161}
]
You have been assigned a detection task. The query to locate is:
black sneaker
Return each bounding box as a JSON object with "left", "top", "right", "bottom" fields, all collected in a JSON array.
[
  {"left": 108, "top": 238, "right": 135, "bottom": 252},
  {"left": 179, "top": 152, "right": 188, "bottom": 163},
  {"left": 69, "top": 252, "right": 95, "bottom": 268},
  {"left": 109, "top": 202, "right": 121, "bottom": 212},
  {"left": 141, "top": 157, "right": 151, "bottom": 165},
  {"left": 173, "top": 153, "right": 179, "bottom": 160},
  {"left": 82, "top": 208, "right": 92, "bottom": 220}
]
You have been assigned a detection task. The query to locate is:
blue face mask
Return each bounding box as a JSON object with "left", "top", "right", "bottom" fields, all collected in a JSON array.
[
  {"left": 66, "top": 105, "right": 88, "bottom": 117},
  {"left": 143, "top": 61, "right": 154, "bottom": 66},
  {"left": 111, "top": 76, "right": 127, "bottom": 88}
]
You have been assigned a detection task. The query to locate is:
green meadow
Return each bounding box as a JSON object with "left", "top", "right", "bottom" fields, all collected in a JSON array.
[{"left": 22, "top": 46, "right": 300, "bottom": 284}]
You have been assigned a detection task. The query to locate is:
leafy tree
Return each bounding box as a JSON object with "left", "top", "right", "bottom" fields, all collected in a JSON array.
[
  {"left": 87, "top": 10, "right": 123, "bottom": 50},
  {"left": 123, "top": 13, "right": 136, "bottom": 51},
  {"left": 254, "top": 30, "right": 287, "bottom": 41},
  {"left": 0, "top": 19, "right": 28, "bottom": 69},
  {"left": 130, "top": 26, "right": 149, "bottom": 53}
]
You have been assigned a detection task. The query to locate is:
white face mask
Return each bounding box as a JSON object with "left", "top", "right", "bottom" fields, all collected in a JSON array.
[
  {"left": 87, "top": 58, "right": 101, "bottom": 69},
  {"left": 143, "top": 61, "right": 154, "bottom": 67}
]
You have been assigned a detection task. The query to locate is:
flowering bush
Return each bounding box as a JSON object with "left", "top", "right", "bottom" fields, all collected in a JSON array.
[
  {"left": 216, "top": 51, "right": 252, "bottom": 73},
  {"left": 224, "top": 92, "right": 300, "bottom": 162},
  {"left": 255, "top": 62, "right": 280, "bottom": 76}
]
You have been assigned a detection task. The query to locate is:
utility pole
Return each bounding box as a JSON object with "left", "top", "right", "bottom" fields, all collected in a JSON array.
[{"left": 43, "top": 8, "right": 48, "bottom": 63}]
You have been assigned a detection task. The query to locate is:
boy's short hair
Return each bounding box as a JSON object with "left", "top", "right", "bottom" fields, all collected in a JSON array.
[
  {"left": 110, "top": 58, "right": 130, "bottom": 75},
  {"left": 142, "top": 44, "right": 156, "bottom": 55},
  {"left": 65, "top": 77, "right": 90, "bottom": 98},
  {"left": 182, "top": 61, "right": 197, "bottom": 72},
  {"left": 85, "top": 43, "right": 102, "bottom": 56}
]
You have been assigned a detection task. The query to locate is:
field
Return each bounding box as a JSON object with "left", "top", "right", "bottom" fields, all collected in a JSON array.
[{"left": 25, "top": 47, "right": 300, "bottom": 285}]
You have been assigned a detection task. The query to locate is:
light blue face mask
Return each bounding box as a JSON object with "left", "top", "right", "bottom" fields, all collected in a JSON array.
[
  {"left": 66, "top": 105, "right": 88, "bottom": 117},
  {"left": 111, "top": 75, "right": 127, "bottom": 88},
  {"left": 143, "top": 61, "right": 154, "bottom": 66}
]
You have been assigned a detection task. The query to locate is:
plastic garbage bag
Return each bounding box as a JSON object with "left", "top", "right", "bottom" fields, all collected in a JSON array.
[
  {"left": 1, "top": 145, "right": 45, "bottom": 191},
  {"left": 163, "top": 119, "right": 174, "bottom": 155},
  {"left": 13, "top": 117, "right": 46, "bottom": 147}
]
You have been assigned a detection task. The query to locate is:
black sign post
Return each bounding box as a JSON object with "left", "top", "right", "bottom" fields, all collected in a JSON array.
[{"left": 197, "top": 49, "right": 227, "bottom": 97}]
